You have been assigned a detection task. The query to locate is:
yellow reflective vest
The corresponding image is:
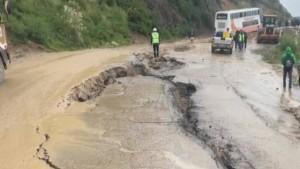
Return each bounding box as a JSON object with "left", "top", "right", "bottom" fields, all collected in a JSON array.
[
  {"left": 151, "top": 32, "right": 160, "bottom": 44},
  {"left": 223, "top": 32, "right": 230, "bottom": 39}
]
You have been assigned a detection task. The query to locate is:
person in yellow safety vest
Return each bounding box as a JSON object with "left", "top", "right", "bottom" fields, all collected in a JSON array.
[
  {"left": 151, "top": 27, "right": 160, "bottom": 58},
  {"left": 238, "top": 30, "right": 245, "bottom": 49},
  {"left": 223, "top": 28, "right": 231, "bottom": 39}
]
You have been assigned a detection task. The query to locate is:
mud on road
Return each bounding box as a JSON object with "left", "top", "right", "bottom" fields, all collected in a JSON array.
[
  {"left": 39, "top": 53, "right": 221, "bottom": 169},
  {"left": 2, "top": 38, "right": 300, "bottom": 169}
]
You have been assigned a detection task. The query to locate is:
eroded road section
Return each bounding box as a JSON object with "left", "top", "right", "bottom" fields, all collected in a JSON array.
[{"left": 1, "top": 38, "right": 300, "bottom": 169}]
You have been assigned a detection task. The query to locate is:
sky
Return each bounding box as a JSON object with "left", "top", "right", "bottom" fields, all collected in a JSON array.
[{"left": 280, "top": 0, "right": 300, "bottom": 17}]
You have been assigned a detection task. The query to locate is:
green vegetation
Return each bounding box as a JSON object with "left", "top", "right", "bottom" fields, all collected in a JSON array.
[
  {"left": 258, "top": 33, "right": 300, "bottom": 64},
  {"left": 6, "top": 0, "right": 131, "bottom": 50},
  {"left": 0, "top": 0, "right": 291, "bottom": 51}
]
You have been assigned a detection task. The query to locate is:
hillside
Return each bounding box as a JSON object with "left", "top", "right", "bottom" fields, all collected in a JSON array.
[{"left": 3, "top": 0, "right": 291, "bottom": 50}]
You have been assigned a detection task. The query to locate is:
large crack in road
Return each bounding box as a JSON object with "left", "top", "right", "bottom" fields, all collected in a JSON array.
[{"left": 41, "top": 50, "right": 258, "bottom": 169}]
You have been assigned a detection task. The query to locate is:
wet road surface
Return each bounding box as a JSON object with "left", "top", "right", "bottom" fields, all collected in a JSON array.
[
  {"left": 1, "top": 38, "right": 300, "bottom": 169},
  {"left": 41, "top": 77, "right": 218, "bottom": 169},
  {"left": 168, "top": 40, "right": 300, "bottom": 168}
]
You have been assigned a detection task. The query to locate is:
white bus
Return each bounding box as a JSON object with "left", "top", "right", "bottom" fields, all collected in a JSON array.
[{"left": 215, "top": 8, "right": 261, "bottom": 33}]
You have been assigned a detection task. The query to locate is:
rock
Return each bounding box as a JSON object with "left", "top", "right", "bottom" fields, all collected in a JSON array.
[
  {"left": 77, "top": 90, "right": 88, "bottom": 102},
  {"left": 107, "top": 77, "right": 116, "bottom": 85},
  {"left": 107, "top": 67, "right": 127, "bottom": 78},
  {"left": 152, "top": 64, "right": 160, "bottom": 70},
  {"left": 111, "top": 41, "right": 119, "bottom": 47},
  {"left": 158, "top": 56, "right": 167, "bottom": 62},
  {"left": 45, "top": 133, "right": 50, "bottom": 140}
]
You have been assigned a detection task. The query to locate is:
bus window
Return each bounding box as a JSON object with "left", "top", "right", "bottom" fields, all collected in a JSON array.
[
  {"left": 240, "top": 12, "right": 243, "bottom": 18},
  {"left": 216, "top": 13, "right": 228, "bottom": 20},
  {"left": 243, "top": 20, "right": 259, "bottom": 27}
]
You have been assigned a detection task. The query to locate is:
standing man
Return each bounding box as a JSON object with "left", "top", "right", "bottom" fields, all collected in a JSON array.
[
  {"left": 189, "top": 27, "right": 195, "bottom": 42},
  {"left": 234, "top": 30, "right": 240, "bottom": 49},
  {"left": 297, "top": 60, "right": 300, "bottom": 85},
  {"left": 282, "top": 47, "right": 296, "bottom": 90},
  {"left": 237, "top": 29, "right": 244, "bottom": 49},
  {"left": 151, "top": 27, "right": 160, "bottom": 59},
  {"left": 243, "top": 30, "right": 248, "bottom": 48}
]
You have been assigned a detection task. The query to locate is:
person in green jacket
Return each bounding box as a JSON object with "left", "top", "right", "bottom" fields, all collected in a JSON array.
[
  {"left": 237, "top": 30, "right": 244, "bottom": 50},
  {"left": 282, "top": 47, "right": 297, "bottom": 89},
  {"left": 151, "top": 27, "right": 160, "bottom": 58}
]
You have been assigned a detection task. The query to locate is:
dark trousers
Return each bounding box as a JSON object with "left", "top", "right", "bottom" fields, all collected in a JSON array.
[
  {"left": 283, "top": 67, "right": 292, "bottom": 88},
  {"left": 244, "top": 39, "right": 247, "bottom": 48},
  {"left": 235, "top": 40, "right": 238, "bottom": 48},
  {"left": 153, "top": 44, "right": 159, "bottom": 58},
  {"left": 0, "top": 54, "right": 6, "bottom": 69}
]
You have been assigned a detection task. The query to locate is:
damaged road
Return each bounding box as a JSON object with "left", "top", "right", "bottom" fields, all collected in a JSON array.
[
  {"left": 2, "top": 38, "right": 300, "bottom": 169},
  {"left": 40, "top": 53, "right": 221, "bottom": 169}
]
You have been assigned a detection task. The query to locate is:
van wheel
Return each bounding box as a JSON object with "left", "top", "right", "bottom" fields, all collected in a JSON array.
[{"left": 0, "top": 59, "right": 5, "bottom": 84}]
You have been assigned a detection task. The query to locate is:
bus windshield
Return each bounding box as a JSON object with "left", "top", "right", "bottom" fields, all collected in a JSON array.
[{"left": 216, "top": 13, "right": 228, "bottom": 20}]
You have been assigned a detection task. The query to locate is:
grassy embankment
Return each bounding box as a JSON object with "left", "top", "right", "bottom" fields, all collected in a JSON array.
[
  {"left": 256, "top": 31, "right": 300, "bottom": 65},
  {"left": 5, "top": 0, "right": 216, "bottom": 51}
]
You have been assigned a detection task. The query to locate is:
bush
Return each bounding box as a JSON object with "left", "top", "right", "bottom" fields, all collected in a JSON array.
[
  {"left": 279, "top": 34, "right": 300, "bottom": 60},
  {"left": 258, "top": 33, "right": 300, "bottom": 64}
]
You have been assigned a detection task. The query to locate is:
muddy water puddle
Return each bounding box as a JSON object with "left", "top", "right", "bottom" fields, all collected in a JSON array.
[{"left": 40, "top": 76, "right": 218, "bottom": 169}]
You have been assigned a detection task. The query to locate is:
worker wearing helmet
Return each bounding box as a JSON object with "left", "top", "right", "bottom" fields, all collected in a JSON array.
[
  {"left": 282, "top": 47, "right": 297, "bottom": 90},
  {"left": 151, "top": 27, "right": 160, "bottom": 59}
]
